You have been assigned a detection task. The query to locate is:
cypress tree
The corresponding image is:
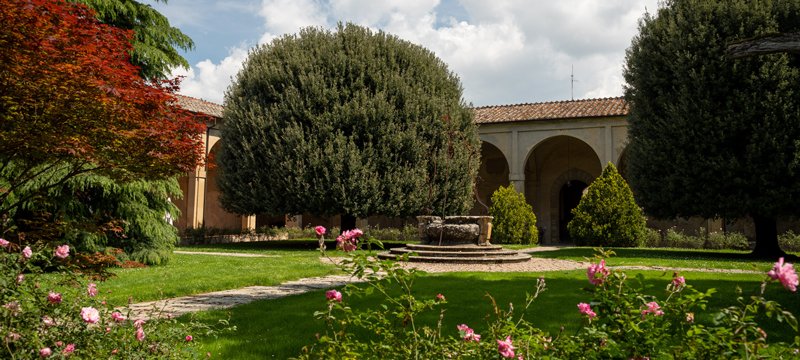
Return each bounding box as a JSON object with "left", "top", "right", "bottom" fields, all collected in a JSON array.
[
  {"left": 623, "top": 0, "right": 800, "bottom": 258},
  {"left": 219, "top": 23, "right": 480, "bottom": 227},
  {"left": 568, "top": 163, "right": 646, "bottom": 247}
]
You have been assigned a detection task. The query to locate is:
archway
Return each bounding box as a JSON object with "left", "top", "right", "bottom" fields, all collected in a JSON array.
[
  {"left": 470, "top": 141, "right": 509, "bottom": 215},
  {"left": 525, "top": 136, "right": 602, "bottom": 244},
  {"left": 204, "top": 141, "right": 243, "bottom": 230},
  {"left": 559, "top": 180, "right": 588, "bottom": 243},
  {"left": 617, "top": 147, "right": 629, "bottom": 181}
]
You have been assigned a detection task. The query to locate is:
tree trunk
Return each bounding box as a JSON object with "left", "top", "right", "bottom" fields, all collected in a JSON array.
[
  {"left": 750, "top": 215, "right": 786, "bottom": 259},
  {"left": 727, "top": 32, "right": 800, "bottom": 58},
  {"left": 340, "top": 214, "right": 357, "bottom": 232}
]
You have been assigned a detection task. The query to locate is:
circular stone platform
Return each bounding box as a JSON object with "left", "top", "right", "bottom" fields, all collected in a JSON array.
[{"left": 377, "top": 243, "right": 532, "bottom": 264}]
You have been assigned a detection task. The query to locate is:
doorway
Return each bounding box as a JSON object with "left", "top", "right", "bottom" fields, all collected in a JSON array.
[{"left": 559, "top": 180, "right": 587, "bottom": 243}]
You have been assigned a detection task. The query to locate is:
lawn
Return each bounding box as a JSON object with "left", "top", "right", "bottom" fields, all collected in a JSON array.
[
  {"left": 99, "top": 251, "right": 340, "bottom": 305},
  {"left": 189, "top": 269, "right": 799, "bottom": 359}
]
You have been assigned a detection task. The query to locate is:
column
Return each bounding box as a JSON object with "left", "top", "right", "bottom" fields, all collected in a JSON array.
[
  {"left": 241, "top": 215, "right": 256, "bottom": 231},
  {"left": 185, "top": 166, "right": 206, "bottom": 229}
]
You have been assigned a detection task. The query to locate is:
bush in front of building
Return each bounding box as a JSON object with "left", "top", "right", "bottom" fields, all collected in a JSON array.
[
  {"left": 489, "top": 185, "right": 538, "bottom": 245},
  {"left": 568, "top": 163, "right": 646, "bottom": 247}
]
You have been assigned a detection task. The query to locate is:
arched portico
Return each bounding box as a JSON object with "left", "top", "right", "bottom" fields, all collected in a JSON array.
[
  {"left": 524, "top": 136, "right": 602, "bottom": 244},
  {"left": 471, "top": 141, "right": 510, "bottom": 215}
]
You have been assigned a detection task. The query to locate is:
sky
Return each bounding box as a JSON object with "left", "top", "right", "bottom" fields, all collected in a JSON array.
[{"left": 146, "top": 0, "right": 661, "bottom": 107}]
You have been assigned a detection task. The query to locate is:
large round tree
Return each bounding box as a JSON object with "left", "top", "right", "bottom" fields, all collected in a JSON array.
[
  {"left": 623, "top": 0, "right": 800, "bottom": 258},
  {"left": 219, "top": 23, "right": 480, "bottom": 229}
]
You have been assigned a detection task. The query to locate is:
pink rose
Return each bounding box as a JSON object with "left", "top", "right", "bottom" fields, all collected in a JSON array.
[
  {"left": 497, "top": 336, "right": 516, "bottom": 358},
  {"left": 577, "top": 302, "right": 597, "bottom": 319},
  {"left": 80, "top": 307, "right": 100, "bottom": 324},
  {"left": 16, "top": 274, "right": 24, "bottom": 284},
  {"left": 87, "top": 283, "right": 98, "bottom": 297},
  {"left": 22, "top": 246, "right": 32, "bottom": 259},
  {"left": 39, "top": 347, "right": 52, "bottom": 358},
  {"left": 111, "top": 312, "right": 126, "bottom": 322},
  {"left": 47, "top": 292, "right": 62, "bottom": 304},
  {"left": 641, "top": 301, "right": 664, "bottom": 317},
  {"left": 457, "top": 324, "right": 481, "bottom": 342},
  {"left": 54, "top": 245, "right": 70, "bottom": 259},
  {"left": 0, "top": 238, "right": 8, "bottom": 247},
  {"left": 436, "top": 293, "right": 445, "bottom": 301},
  {"left": 314, "top": 226, "right": 326, "bottom": 236},
  {"left": 587, "top": 259, "right": 610, "bottom": 285},
  {"left": 767, "top": 257, "right": 798, "bottom": 292},
  {"left": 42, "top": 316, "right": 55, "bottom": 327},
  {"left": 62, "top": 343, "right": 75, "bottom": 356},
  {"left": 350, "top": 228, "right": 364, "bottom": 239},
  {"left": 185, "top": 335, "right": 193, "bottom": 342},
  {"left": 672, "top": 275, "right": 686, "bottom": 289},
  {"left": 325, "top": 289, "right": 342, "bottom": 302},
  {"left": 133, "top": 319, "right": 146, "bottom": 328},
  {"left": 136, "top": 326, "right": 145, "bottom": 342}
]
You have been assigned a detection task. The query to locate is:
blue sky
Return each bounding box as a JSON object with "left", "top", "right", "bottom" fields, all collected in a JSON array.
[{"left": 146, "top": 0, "right": 659, "bottom": 106}]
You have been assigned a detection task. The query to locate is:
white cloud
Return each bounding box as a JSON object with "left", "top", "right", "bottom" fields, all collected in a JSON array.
[
  {"left": 174, "top": 0, "right": 661, "bottom": 106},
  {"left": 174, "top": 47, "right": 249, "bottom": 103}
]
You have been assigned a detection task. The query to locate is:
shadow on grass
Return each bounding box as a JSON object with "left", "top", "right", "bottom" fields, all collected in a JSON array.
[
  {"left": 180, "top": 239, "right": 408, "bottom": 251},
  {"left": 191, "top": 271, "right": 798, "bottom": 359}
]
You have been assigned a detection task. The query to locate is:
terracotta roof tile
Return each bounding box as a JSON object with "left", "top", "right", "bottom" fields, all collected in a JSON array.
[
  {"left": 174, "top": 94, "right": 223, "bottom": 118},
  {"left": 474, "top": 97, "right": 628, "bottom": 124}
]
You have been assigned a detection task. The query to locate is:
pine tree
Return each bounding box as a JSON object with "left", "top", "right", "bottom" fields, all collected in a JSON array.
[
  {"left": 568, "top": 163, "right": 646, "bottom": 247},
  {"left": 489, "top": 185, "right": 538, "bottom": 245},
  {"left": 623, "top": 0, "right": 800, "bottom": 258},
  {"left": 219, "top": 23, "right": 480, "bottom": 227}
]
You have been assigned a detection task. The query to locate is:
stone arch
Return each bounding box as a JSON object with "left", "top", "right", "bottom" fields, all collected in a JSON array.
[
  {"left": 203, "top": 141, "right": 242, "bottom": 230},
  {"left": 523, "top": 135, "right": 602, "bottom": 244},
  {"left": 471, "top": 141, "right": 510, "bottom": 215}
]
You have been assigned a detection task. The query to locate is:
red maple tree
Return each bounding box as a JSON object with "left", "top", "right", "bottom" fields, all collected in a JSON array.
[{"left": 0, "top": 0, "right": 206, "bottom": 216}]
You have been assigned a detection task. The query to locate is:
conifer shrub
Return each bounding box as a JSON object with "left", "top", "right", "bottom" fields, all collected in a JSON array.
[
  {"left": 568, "top": 163, "right": 646, "bottom": 247},
  {"left": 489, "top": 185, "right": 538, "bottom": 245}
]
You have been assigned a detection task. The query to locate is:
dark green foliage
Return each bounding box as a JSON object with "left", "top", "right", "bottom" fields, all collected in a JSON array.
[
  {"left": 568, "top": 163, "right": 646, "bottom": 247},
  {"left": 489, "top": 185, "right": 538, "bottom": 244},
  {"left": 623, "top": 0, "right": 800, "bottom": 256},
  {"left": 12, "top": 173, "right": 181, "bottom": 265},
  {"left": 73, "top": 0, "right": 194, "bottom": 80},
  {"left": 220, "top": 23, "right": 480, "bottom": 219}
]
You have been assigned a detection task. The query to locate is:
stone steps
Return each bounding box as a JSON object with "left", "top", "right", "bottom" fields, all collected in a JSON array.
[{"left": 377, "top": 243, "right": 532, "bottom": 264}]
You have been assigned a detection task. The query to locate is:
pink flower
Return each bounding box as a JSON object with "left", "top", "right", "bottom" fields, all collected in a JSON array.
[
  {"left": 47, "top": 292, "right": 62, "bottom": 304},
  {"left": 55, "top": 341, "right": 63, "bottom": 347},
  {"left": 54, "top": 245, "right": 70, "bottom": 259},
  {"left": 133, "top": 319, "right": 146, "bottom": 328},
  {"left": 587, "top": 259, "right": 610, "bottom": 285},
  {"left": 349, "top": 228, "right": 364, "bottom": 239},
  {"left": 314, "top": 226, "right": 326, "bottom": 236},
  {"left": 22, "top": 246, "right": 32, "bottom": 259},
  {"left": 62, "top": 343, "right": 75, "bottom": 356},
  {"left": 457, "top": 324, "right": 481, "bottom": 342},
  {"left": 42, "top": 315, "right": 55, "bottom": 327},
  {"left": 39, "top": 347, "right": 52, "bottom": 358},
  {"left": 111, "top": 312, "right": 126, "bottom": 322},
  {"left": 686, "top": 312, "right": 695, "bottom": 323},
  {"left": 5, "top": 332, "right": 20, "bottom": 342},
  {"left": 185, "top": 335, "right": 193, "bottom": 342},
  {"left": 135, "top": 326, "right": 145, "bottom": 342},
  {"left": 436, "top": 293, "right": 445, "bottom": 301},
  {"left": 16, "top": 274, "right": 24, "bottom": 284},
  {"left": 87, "top": 283, "right": 98, "bottom": 297},
  {"left": 325, "top": 289, "right": 342, "bottom": 302},
  {"left": 80, "top": 307, "right": 100, "bottom": 324},
  {"left": 336, "top": 234, "right": 358, "bottom": 252},
  {"left": 0, "top": 238, "right": 8, "bottom": 247},
  {"left": 577, "top": 302, "right": 597, "bottom": 319},
  {"left": 641, "top": 301, "right": 664, "bottom": 317},
  {"left": 4, "top": 301, "right": 20, "bottom": 316},
  {"left": 767, "top": 257, "right": 798, "bottom": 292},
  {"left": 497, "top": 336, "right": 516, "bottom": 358},
  {"left": 672, "top": 276, "right": 686, "bottom": 289}
]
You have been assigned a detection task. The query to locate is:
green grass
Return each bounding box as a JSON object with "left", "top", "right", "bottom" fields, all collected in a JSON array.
[
  {"left": 190, "top": 269, "right": 799, "bottom": 359},
  {"left": 100, "top": 251, "right": 340, "bottom": 305},
  {"left": 528, "top": 247, "right": 786, "bottom": 271}
]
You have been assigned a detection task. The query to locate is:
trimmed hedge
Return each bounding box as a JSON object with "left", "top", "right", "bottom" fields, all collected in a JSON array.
[{"left": 489, "top": 185, "right": 538, "bottom": 244}]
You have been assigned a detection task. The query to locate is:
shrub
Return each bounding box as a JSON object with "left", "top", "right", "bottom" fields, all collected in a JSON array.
[
  {"left": 363, "top": 224, "right": 419, "bottom": 242},
  {"left": 664, "top": 228, "right": 704, "bottom": 249},
  {"left": 0, "top": 240, "right": 219, "bottom": 359},
  {"left": 779, "top": 231, "right": 800, "bottom": 252},
  {"left": 568, "top": 163, "right": 646, "bottom": 247},
  {"left": 643, "top": 227, "right": 662, "bottom": 247},
  {"left": 488, "top": 185, "right": 538, "bottom": 244},
  {"left": 705, "top": 231, "right": 750, "bottom": 250},
  {"left": 300, "top": 248, "right": 800, "bottom": 359}
]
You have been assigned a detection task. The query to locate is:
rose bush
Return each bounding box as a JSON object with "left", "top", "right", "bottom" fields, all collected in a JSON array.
[
  {"left": 0, "top": 239, "right": 218, "bottom": 359},
  {"left": 299, "top": 245, "right": 800, "bottom": 359}
]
